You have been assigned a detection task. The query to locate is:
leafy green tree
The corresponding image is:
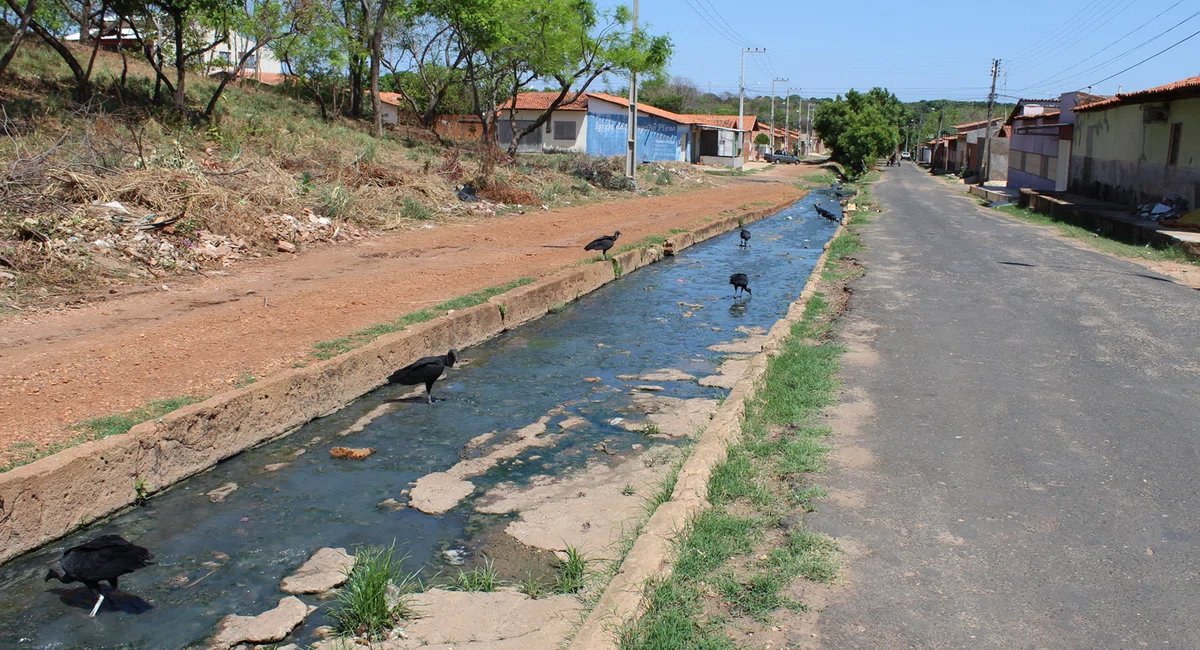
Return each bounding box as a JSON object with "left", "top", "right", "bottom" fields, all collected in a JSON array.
[
  {"left": 201, "top": 0, "right": 313, "bottom": 117},
  {"left": 4, "top": 0, "right": 109, "bottom": 99},
  {"left": 813, "top": 87, "right": 906, "bottom": 174},
  {"left": 496, "top": 0, "right": 669, "bottom": 157}
]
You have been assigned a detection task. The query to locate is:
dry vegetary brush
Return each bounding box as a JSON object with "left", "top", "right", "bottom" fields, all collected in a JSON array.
[{"left": 0, "top": 42, "right": 707, "bottom": 308}]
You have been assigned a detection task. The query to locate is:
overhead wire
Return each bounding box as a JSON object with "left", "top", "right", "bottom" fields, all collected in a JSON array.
[
  {"left": 1013, "top": 0, "right": 1187, "bottom": 88},
  {"left": 1079, "top": 26, "right": 1200, "bottom": 89},
  {"left": 1013, "top": 7, "right": 1200, "bottom": 93},
  {"left": 1004, "top": 0, "right": 1136, "bottom": 73},
  {"left": 1003, "top": 0, "right": 1104, "bottom": 65}
]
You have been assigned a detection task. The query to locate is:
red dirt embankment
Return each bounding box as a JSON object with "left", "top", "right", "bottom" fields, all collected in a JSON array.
[{"left": 0, "top": 166, "right": 817, "bottom": 462}]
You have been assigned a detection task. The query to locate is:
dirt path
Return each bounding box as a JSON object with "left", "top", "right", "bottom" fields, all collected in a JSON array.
[{"left": 0, "top": 165, "right": 818, "bottom": 460}]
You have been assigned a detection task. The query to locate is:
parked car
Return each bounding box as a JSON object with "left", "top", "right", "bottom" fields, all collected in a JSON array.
[
  {"left": 764, "top": 150, "right": 800, "bottom": 164},
  {"left": 901, "top": 151, "right": 912, "bottom": 160}
]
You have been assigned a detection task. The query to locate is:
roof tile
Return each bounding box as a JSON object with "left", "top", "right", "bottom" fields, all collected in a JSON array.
[{"left": 1074, "top": 75, "right": 1200, "bottom": 112}]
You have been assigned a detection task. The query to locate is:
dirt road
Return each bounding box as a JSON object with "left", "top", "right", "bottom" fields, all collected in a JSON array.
[{"left": 0, "top": 165, "right": 817, "bottom": 461}]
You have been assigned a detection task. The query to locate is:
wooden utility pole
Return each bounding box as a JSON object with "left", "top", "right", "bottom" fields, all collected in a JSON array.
[
  {"left": 770, "top": 77, "right": 788, "bottom": 152},
  {"left": 625, "top": 0, "right": 639, "bottom": 186},
  {"left": 739, "top": 48, "right": 765, "bottom": 160},
  {"left": 980, "top": 58, "right": 1000, "bottom": 185}
]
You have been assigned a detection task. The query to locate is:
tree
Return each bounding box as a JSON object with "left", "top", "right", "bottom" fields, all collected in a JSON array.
[
  {"left": 0, "top": 0, "right": 35, "bottom": 77},
  {"left": 813, "top": 87, "right": 906, "bottom": 174},
  {"left": 379, "top": 4, "right": 471, "bottom": 133},
  {"left": 5, "top": 0, "right": 108, "bottom": 99},
  {"left": 501, "top": 0, "right": 671, "bottom": 157},
  {"left": 119, "top": 0, "right": 233, "bottom": 112},
  {"left": 201, "top": 0, "right": 313, "bottom": 118},
  {"left": 276, "top": 3, "right": 347, "bottom": 119}
]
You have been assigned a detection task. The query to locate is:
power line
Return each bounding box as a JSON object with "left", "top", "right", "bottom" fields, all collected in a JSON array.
[
  {"left": 1005, "top": 0, "right": 1140, "bottom": 75},
  {"left": 1014, "top": 7, "right": 1200, "bottom": 93},
  {"left": 1004, "top": 0, "right": 1111, "bottom": 65},
  {"left": 697, "top": 0, "right": 754, "bottom": 48},
  {"left": 680, "top": 0, "right": 751, "bottom": 47},
  {"left": 1080, "top": 25, "right": 1200, "bottom": 89},
  {"left": 1013, "top": 0, "right": 1187, "bottom": 87}
]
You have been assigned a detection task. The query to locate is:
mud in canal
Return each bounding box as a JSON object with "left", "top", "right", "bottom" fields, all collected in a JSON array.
[{"left": 0, "top": 192, "right": 840, "bottom": 649}]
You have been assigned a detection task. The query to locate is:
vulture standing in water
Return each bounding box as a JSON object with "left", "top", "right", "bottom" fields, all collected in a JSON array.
[
  {"left": 388, "top": 349, "right": 457, "bottom": 403},
  {"left": 729, "top": 273, "right": 752, "bottom": 298},
  {"left": 584, "top": 231, "right": 621, "bottom": 259},
  {"left": 815, "top": 204, "right": 841, "bottom": 224},
  {"left": 739, "top": 229, "right": 751, "bottom": 248},
  {"left": 46, "top": 534, "right": 154, "bottom": 616}
]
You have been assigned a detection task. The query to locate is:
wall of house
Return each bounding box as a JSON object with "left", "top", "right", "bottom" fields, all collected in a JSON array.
[
  {"left": 988, "top": 137, "right": 1009, "bottom": 181},
  {"left": 586, "top": 98, "right": 686, "bottom": 162},
  {"left": 1070, "top": 97, "right": 1200, "bottom": 207},
  {"left": 1007, "top": 119, "right": 1061, "bottom": 191},
  {"left": 380, "top": 102, "right": 400, "bottom": 125}
]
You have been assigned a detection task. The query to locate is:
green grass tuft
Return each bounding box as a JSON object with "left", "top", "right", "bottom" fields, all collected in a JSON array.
[
  {"left": 329, "top": 544, "right": 419, "bottom": 639},
  {"left": 554, "top": 545, "right": 590, "bottom": 594},
  {"left": 311, "top": 278, "right": 535, "bottom": 359},
  {"left": 453, "top": 557, "right": 502, "bottom": 592},
  {"left": 991, "top": 204, "right": 1199, "bottom": 265}
]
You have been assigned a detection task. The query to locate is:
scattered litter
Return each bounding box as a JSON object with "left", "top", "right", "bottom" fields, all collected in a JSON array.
[
  {"left": 330, "top": 447, "right": 375, "bottom": 460},
  {"left": 443, "top": 549, "right": 466, "bottom": 565},
  {"left": 207, "top": 482, "right": 239, "bottom": 503},
  {"left": 455, "top": 185, "right": 479, "bottom": 202}
]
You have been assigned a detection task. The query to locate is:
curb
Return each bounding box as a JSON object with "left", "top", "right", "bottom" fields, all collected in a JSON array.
[
  {"left": 0, "top": 196, "right": 802, "bottom": 566},
  {"left": 568, "top": 214, "right": 849, "bottom": 650}
]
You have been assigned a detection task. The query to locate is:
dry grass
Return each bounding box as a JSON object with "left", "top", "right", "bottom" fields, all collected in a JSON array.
[{"left": 0, "top": 42, "right": 714, "bottom": 308}]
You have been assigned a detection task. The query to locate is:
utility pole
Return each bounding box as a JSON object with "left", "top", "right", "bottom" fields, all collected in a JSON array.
[
  {"left": 739, "top": 48, "right": 765, "bottom": 160},
  {"left": 935, "top": 109, "right": 945, "bottom": 171},
  {"left": 770, "top": 77, "right": 788, "bottom": 152},
  {"left": 625, "top": 0, "right": 639, "bottom": 186},
  {"left": 784, "top": 88, "right": 795, "bottom": 154},
  {"left": 980, "top": 58, "right": 1000, "bottom": 185}
]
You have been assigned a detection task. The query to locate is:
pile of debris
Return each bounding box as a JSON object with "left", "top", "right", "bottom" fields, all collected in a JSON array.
[{"left": 1136, "top": 194, "right": 1190, "bottom": 221}]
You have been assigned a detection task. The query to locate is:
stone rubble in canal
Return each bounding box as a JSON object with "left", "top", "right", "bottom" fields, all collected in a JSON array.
[
  {"left": 280, "top": 547, "right": 355, "bottom": 594},
  {"left": 408, "top": 415, "right": 559, "bottom": 514},
  {"left": 478, "top": 446, "right": 684, "bottom": 560},
  {"left": 207, "top": 596, "right": 315, "bottom": 650}
]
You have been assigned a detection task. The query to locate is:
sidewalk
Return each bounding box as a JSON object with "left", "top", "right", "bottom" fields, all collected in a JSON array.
[{"left": 1015, "top": 189, "right": 1200, "bottom": 256}]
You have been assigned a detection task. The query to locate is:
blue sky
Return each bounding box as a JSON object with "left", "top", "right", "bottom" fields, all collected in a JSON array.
[{"left": 595, "top": 0, "right": 1200, "bottom": 101}]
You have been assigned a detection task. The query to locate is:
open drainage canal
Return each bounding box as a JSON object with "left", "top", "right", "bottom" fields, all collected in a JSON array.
[{"left": 0, "top": 190, "right": 841, "bottom": 649}]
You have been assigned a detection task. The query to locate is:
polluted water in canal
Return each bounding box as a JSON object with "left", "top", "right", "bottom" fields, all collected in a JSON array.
[{"left": 0, "top": 190, "right": 843, "bottom": 649}]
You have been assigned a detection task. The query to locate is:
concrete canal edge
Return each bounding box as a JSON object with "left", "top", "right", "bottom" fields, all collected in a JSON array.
[
  {"left": 0, "top": 197, "right": 800, "bottom": 566},
  {"left": 567, "top": 217, "right": 849, "bottom": 650}
]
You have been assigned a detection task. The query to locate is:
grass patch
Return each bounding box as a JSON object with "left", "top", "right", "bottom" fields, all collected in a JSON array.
[
  {"left": 329, "top": 544, "right": 419, "bottom": 639},
  {"left": 990, "top": 204, "right": 1199, "bottom": 265},
  {"left": 74, "top": 395, "right": 206, "bottom": 440},
  {"left": 622, "top": 200, "right": 866, "bottom": 647},
  {"left": 452, "top": 557, "right": 502, "bottom": 592},
  {"left": 519, "top": 572, "right": 547, "bottom": 599},
  {"left": 311, "top": 278, "right": 534, "bottom": 359},
  {"left": 554, "top": 545, "right": 590, "bottom": 594}
]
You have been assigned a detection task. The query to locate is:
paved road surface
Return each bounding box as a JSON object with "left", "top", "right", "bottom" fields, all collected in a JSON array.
[{"left": 811, "top": 163, "right": 1200, "bottom": 649}]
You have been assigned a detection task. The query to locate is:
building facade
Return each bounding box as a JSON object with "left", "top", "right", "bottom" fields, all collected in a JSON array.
[{"left": 1070, "top": 76, "right": 1200, "bottom": 208}]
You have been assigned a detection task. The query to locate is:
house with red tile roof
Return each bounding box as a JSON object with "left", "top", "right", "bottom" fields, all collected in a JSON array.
[{"left": 1069, "top": 75, "right": 1200, "bottom": 207}]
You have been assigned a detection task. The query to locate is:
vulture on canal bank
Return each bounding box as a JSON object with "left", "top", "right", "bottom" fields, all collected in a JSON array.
[
  {"left": 388, "top": 349, "right": 457, "bottom": 404},
  {"left": 584, "top": 231, "right": 621, "bottom": 259},
  {"left": 46, "top": 534, "right": 154, "bottom": 616}
]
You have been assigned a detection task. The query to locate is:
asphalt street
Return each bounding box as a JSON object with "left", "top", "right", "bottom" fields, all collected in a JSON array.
[{"left": 810, "top": 163, "right": 1200, "bottom": 649}]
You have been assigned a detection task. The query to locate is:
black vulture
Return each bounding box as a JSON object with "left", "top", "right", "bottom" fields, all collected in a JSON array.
[
  {"left": 729, "top": 273, "right": 751, "bottom": 298},
  {"left": 46, "top": 534, "right": 154, "bottom": 616},
  {"left": 815, "top": 205, "right": 841, "bottom": 224},
  {"left": 739, "top": 229, "right": 751, "bottom": 248},
  {"left": 387, "top": 349, "right": 457, "bottom": 403},
  {"left": 584, "top": 231, "right": 621, "bottom": 259}
]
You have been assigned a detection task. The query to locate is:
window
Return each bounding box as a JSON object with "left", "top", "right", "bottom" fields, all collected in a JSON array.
[
  {"left": 553, "top": 120, "right": 576, "bottom": 140},
  {"left": 1167, "top": 122, "right": 1182, "bottom": 166}
]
